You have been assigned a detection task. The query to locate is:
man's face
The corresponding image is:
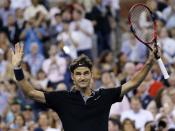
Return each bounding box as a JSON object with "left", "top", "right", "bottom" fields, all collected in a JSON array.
[
  {"left": 101, "top": 72, "right": 112, "bottom": 86},
  {"left": 72, "top": 67, "right": 92, "bottom": 90},
  {"left": 72, "top": 10, "right": 81, "bottom": 21},
  {"left": 11, "top": 104, "right": 21, "bottom": 113},
  {"left": 38, "top": 114, "right": 48, "bottom": 126},
  {"left": 131, "top": 99, "right": 141, "bottom": 113},
  {"left": 8, "top": 15, "right": 15, "bottom": 26},
  {"left": 31, "top": 44, "right": 38, "bottom": 55}
]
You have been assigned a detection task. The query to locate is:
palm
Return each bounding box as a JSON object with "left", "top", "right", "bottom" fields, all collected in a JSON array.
[{"left": 11, "top": 43, "right": 24, "bottom": 67}]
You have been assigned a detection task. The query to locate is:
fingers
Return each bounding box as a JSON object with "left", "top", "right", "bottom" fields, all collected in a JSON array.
[
  {"left": 15, "top": 43, "right": 20, "bottom": 53},
  {"left": 15, "top": 42, "right": 24, "bottom": 54},
  {"left": 10, "top": 48, "right": 14, "bottom": 56},
  {"left": 19, "top": 42, "right": 24, "bottom": 54}
]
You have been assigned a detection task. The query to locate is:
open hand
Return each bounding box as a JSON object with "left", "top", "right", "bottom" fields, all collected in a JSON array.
[{"left": 10, "top": 43, "right": 24, "bottom": 68}]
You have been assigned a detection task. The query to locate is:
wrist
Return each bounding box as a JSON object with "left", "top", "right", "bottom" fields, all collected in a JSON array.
[
  {"left": 146, "top": 58, "right": 154, "bottom": 66},
  {"left": 14, "top": 68, "right": 24, "bottom": 81},
  {"left": 14, "top": 66, "right": 22, "bottom": 70}
]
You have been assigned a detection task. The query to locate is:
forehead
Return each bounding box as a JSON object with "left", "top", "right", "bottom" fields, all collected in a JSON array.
[{"left": 73, "top": 67, "right": 91, "bottom": 73}]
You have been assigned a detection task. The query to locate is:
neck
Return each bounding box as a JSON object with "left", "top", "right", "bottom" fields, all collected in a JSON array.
[
  {"left": 76, "top": 86, "right": 91, "bottom": 96},
  {"left": 33, "top": 4, "right": 38, "bottom": 7},
  {"left": 41, "top": 125, "right": 48, "bottom": 130}
]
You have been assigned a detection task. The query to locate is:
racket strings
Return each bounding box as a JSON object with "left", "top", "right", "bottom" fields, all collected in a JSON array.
[{"left": 130, "top": 6, "right": 154, "bottom": 43}]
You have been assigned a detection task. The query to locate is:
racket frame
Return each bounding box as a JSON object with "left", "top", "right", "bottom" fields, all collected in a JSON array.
[
  {"left": 128, "top": 3, "right": 169, "bottom": 79},
  {"left": 128, "top": 3, "right": 157, "bottom": 48}
]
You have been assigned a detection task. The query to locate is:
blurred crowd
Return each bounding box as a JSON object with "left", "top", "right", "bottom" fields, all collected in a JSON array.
[{"left": 0, "top": 0, "right": 175, "bottom": 130}]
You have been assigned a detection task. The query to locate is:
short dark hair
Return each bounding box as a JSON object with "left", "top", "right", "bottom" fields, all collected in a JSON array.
[
  {"left": 69, "top": 54, "right": 93, "bottom": 73},
  {"left": 109, "top": 117, "right": 121, "bottom": 128}
]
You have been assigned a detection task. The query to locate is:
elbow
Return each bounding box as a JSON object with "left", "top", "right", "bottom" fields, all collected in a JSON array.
[{"left": 27, "top": 90, "right": 36, "bottom": 99}]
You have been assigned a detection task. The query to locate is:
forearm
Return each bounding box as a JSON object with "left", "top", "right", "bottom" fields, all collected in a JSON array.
[
  {"left": 121, "top": 57, "right": 155, "bottom": 96},
  {"left": 131, "top": 58, "right": 154, "bottom": 87},
  {"left": 14, "top": 68, "right": 35, "bottom": 97},
  {"left": 18, "top": 79, "right": 35, "bottom": 97},
  {"left": 15, "top": 70, "right": 45, "bottom": 102}
]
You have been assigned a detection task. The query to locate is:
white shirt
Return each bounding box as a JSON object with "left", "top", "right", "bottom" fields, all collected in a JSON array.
[
  {"left": 160, "top": 37, "right": 175, "bottom": 64},
  {"left": 24, "top": 5, "right": 48, "bottom": 20},
  {"left": 110, "top": 96, "right": 130, "bottom": 116},
  {"left": 69, "top": 18, "right": 94, "bottom": 51},
  {"left": 42, "top": 55, "right": 66, "bottom": 83},
  {"left": 162, "top": 6, "right": 175, "bottom": 29},
  {"left": 46, "top": 127, "right": 61, "bottom": 131},
  {"left": 104, "top": 0, "right": 120, "bottom": 10},
  {"left": 121, "top": 109, "right": 154, "bottom": 131},
  {"left": 0, "top": 60, "right": 8, "bottom": 78},
  {"left": 11, "top": 0, "right": 31, "bottom": 9},
  {"left": 57, "top": 32, "right": 77, "bottom": 59}
]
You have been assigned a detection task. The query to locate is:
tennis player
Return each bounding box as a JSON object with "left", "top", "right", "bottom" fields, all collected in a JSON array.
[{"left": 11, "top": 43, "right": 160, "bottom": 131}]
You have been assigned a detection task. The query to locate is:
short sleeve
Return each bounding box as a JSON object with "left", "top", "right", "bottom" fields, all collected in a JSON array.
[
  {"left": 44, "top": 91, "right": 66, "bottom": 110},
  {"left": 100, "top": 86, "right": 124, "bottom": 104}
]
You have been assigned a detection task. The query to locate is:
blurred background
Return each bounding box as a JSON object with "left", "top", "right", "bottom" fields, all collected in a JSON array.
[{"left": 0, "top": 0, "right": 175, "bottom": 131}]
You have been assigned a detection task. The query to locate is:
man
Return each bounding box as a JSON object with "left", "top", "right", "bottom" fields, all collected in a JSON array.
[
  {"left": 23, "top": 43, "right": 45, "bottom": 77},
  {"left": 69, "top": 7, "right": 94, "bottom": 59},
  {"left": 42, "top": 44, "right": 67, "bottom": 89},
  {"left": 87, "top": 0, "right": 112, "bottom": 56},
  {"left": 120, "top": 96, "right": 154, "bottom": 131},
  {"left": 11, "top": 42, "right": 159, "bottom": 131},
  {"left": 34, "top": 112, "right": 59, "bottom": 131},
  {"left": 23, "top": 0, "right": 48, "bottom": 21}
]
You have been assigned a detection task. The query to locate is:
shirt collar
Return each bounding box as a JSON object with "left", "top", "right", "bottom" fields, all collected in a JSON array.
[{"left": 70, "top": 86, "right": 95, "bottom": 96}]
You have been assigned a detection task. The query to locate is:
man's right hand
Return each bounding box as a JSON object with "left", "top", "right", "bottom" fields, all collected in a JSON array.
[{"left": 10, "top": 43, "right": 24, "bottom": 68}]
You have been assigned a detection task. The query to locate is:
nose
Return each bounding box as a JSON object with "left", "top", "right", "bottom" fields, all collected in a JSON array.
[{"left": 79, "top": 74, "right": 86, "bottom": 80}]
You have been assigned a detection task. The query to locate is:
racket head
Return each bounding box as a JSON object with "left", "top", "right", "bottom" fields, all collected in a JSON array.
[{"left": 128, "top": 3, "right": 157, "bottom": 45}]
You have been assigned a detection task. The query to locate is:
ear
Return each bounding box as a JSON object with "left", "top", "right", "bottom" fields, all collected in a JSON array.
[
  {"left": 91, "top": 71, "right": 93, "bottom": 78},
  {"left": 71, "top": 73, "right": 74, "bottom": 80}
]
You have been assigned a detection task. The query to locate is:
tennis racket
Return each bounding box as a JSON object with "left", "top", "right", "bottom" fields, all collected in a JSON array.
[{"left": 128, "top": 3, "right": 169, "bottom": 79}]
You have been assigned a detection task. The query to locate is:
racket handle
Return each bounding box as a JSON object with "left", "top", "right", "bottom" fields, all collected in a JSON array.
[{"left": 157, "top": 58, "right": 169, "bottom": 79}]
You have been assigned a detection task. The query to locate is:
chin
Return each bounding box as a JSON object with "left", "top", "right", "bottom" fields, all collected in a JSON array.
[
  {"left": 78, "top": 84, "right": 89, "bottom": 89},
  {"left": 79, "top": 86, "right": 88, "bottom": 89}
]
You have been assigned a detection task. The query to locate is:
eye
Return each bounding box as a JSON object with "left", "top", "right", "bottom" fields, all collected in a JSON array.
[
  {"left": 75, "top": 72, "right": 81, "bottom": 76},
  {"left": 84, "top": 71, "right": 90, "bottom": 75}
]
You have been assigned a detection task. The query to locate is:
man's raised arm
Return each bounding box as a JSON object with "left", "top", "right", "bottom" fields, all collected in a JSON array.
[
  {"left": 120, "top": 43, "right": 160, "bottom": 97},
  {"left": 11, "top": 43, "right": 46, "bottom": 103}
]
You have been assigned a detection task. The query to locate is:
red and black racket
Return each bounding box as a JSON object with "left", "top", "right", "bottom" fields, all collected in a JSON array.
[{"left": 128, "top": 3, "right": 169, "bottom": 79}]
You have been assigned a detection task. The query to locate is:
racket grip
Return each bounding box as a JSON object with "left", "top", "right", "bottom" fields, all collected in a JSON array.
[{"left": 157, "top": 58, "right": 169, "bottom": 79}]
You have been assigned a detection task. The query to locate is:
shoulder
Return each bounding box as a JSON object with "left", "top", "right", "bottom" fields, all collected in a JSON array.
[
  {"left": 44, "top": 90, "right": 68, "bottom": 96},
  {"left": 97, "top": 86, "right": 123, "bottom": 102},
  {"left": 44, "top": 90, "right": 69, "bottom": 108},
  {"left": 82, "top": 18, "right": 93, "bottom": 25},
  {"left": 98, "top": 86, "right": 122, "bottom": 93}
]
